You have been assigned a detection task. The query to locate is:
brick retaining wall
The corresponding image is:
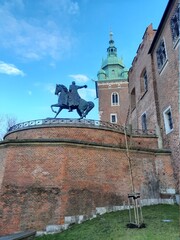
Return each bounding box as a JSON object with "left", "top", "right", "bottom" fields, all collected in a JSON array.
[{"left": 0, "top": 124, "right": 175, "bottom": 235}]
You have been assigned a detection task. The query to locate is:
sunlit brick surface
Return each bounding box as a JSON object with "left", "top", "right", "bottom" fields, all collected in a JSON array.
[{"left": 0, "top": 125, "right": 175, "bottom": 235}]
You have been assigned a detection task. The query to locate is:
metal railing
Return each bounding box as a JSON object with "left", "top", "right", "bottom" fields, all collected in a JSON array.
[
  {"left": 6, "top": 118, "right": 156, "bottom": 137},
  {"left": 130, "top": 128, "right": 156, "bottom": 136}
]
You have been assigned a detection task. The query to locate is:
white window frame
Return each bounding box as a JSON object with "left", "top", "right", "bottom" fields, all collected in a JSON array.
[
  {"left": 163, "top": 106, "right": 173, "bottom": 134},
  {"left": 110, "top": 113, "right": 117, "bottom": 123}
]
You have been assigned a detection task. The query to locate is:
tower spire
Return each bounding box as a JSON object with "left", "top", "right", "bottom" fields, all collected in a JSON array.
[
  {"left": 97, "top": 31, "right": 128, "bottom": 82},
  {"left": 107, "top": 31, "right": 117, "bottom": 57},
  {"left": 110, "top": 31, "right": 113, "bottom": 41}
]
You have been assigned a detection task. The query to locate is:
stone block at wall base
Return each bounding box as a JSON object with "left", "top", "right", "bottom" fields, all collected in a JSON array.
[{"left": 175, "top": 194, "right": 180, "bottom": 205}]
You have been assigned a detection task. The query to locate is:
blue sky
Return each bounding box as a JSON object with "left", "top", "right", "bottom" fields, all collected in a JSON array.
[{"left": 0, "top": 0, "right": 168, "bottom": 123}]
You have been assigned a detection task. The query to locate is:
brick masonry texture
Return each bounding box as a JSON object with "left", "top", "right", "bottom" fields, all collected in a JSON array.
[
  {"left": 98, "top": 81, "right": 129, "bottom": 125},
  {"left": 128, "top": 1, "right": 180, "bottom": 190},
  {"left": 150, "top": 1, "right": 180, "bottom": 187},
  {"left": 0, "top": 125, "right": 175, "bottom": 235},
  {"left": 128, "top": 24, "right": 158, "bottom": 130}
]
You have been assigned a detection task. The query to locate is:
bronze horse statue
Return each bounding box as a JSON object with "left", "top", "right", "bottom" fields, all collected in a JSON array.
[{"left": 51, "top": 84, "right": 94, "bottom": 119}]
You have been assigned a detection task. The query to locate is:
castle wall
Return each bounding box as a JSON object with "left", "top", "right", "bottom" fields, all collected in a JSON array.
[
  {"left": 128, "top": 24, "right": 157, "bottom": 130},
  {"left": 150, "top": 0, "right": 180, "bottom": 187},
  {"left": 128, "top": 0, "right": 179, "bottom": 190},
  {"left": 0, "top": 148, "right": 6, "bottom": 189},
  {"left": 0, "top": 125, "right": 175, "bottom": 235}
]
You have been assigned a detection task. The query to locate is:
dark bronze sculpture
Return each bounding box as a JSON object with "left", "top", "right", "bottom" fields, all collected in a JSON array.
[
  {"left": 68, "top": 81, "right": 87, "bottom": 112},
  {"left": 51, "top": 84, "right": 94, "bottom": 119}
]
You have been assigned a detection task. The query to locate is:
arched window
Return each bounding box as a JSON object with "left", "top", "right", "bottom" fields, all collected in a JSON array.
[
  {"left": 131, "top": 88, "right": 136, "bottom": 111},
  {"left": 141, "top": 112, "right": 147, "bottom": 132},
  {"left": 140, "top": 69, "right": 148, "bottom": 93},
  {"left": 111, "top": 92, "right": 119, "bottom": 106}
]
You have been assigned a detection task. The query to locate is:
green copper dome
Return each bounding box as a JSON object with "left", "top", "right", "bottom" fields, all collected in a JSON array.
[
  {"left": 97, "top": 68, "right": 106, "bottom": 80},
  {"left": 97, "top": 32, "right": 128, "bottom": 81},
  {"left": 97, "top": 68, "right": 106, "bottom": 75}
]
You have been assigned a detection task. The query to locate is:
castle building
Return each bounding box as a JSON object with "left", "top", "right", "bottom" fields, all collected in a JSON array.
[
  {"left": 97, "top": 32, "right": 129, "bottom": 125},
  {"left": 127, "top": 0, "right": 179, "bottom": 190},
  {"left": 97, "top": 0, "right": 179, "bottom": 191}
]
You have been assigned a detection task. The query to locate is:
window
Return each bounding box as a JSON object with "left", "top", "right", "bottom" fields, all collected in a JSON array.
[
  {"left": 170, "top": 5, "right": 179, "bottom": 46},
  {"left": 140, "top": 69, "right": 148, "bottom": 93},
  {"left": 131, "top": 88, "right": 136, "bottom": 111},
  {"left": 163, "top": 107, "right": 173, "bottom": 134},
  {"left": 110, "top": 114, "right": 117, "bottom": 123},
  {"left": 141, "top": 112, "right": 147, "bottom": 133},
  {"left": 156, "top": 39, "right": 168, "bottom": 72},
  {"left": 111, "top": 92, "right": 119, "bottom": 106}
]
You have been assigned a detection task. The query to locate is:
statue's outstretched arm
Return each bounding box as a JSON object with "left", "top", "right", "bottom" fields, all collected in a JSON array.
[{"left": 77, "top": 85, "right": 87, "bottom": 89}]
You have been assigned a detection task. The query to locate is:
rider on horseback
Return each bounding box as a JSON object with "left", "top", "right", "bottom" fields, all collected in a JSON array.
[
  {"left": 68, "top": 81, "right": 87, "bottom": 112},
  {"left": 51, "top": 83, "right": 94, "bottom": 119}
]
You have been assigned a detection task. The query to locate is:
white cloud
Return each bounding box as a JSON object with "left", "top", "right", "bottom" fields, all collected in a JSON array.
[
  {"left": 33, "top": 82, "right": 55, "bottom": 94},
  {"left": 42, "top": 0, "right": 79, "bottom": 15},
  {"left": 0, "top": 61, "right": 24, "bottom": 76},
  {"left": 0, "top": 0, "right": 79, "bottom": 61},
  {"left": 68, "top": 1, "right": 79, "bottom": 14},
  {"left": 80, "top": 88, "right": 96, "bottom": 100},
  {"left": 69, "top": 74, "right": 89, "bottom": 83},
  {"left": 44, "top": 84, "right": 55, "bottom": 94}
]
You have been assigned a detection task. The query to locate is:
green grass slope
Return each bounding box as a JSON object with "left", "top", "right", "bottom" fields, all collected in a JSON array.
[{"left": 36, "top": 204, "right": 180, "bottom": 240}]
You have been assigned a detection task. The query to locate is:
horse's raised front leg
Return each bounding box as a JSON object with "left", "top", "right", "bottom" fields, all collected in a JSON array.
[
  {"left": 51, "top": 104, "right": 59, "bottom": 113},
  {"left": 54, "top": 107, "right": 62, "bottom": 118}
]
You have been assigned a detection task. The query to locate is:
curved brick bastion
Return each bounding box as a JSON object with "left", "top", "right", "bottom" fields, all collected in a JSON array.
[{"left": 0, "top": 119, "right": 175, "bottom": 235}]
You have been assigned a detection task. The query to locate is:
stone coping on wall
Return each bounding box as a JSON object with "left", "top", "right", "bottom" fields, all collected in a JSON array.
[
  {"left": 2, "top": 118, "right": 160, "bottom": 154},
  {"left": 1, "top": 118, "right": 167, "bottom": 154},
  {"left": 4, "top": 118, "right": 156, "bottom": 138}
]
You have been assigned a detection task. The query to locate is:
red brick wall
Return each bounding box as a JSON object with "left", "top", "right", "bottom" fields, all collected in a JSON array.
[
  {"left": 0, "top": 126, "right": 175, "bottom": 235},
  {"left": 4, "top": 125, "right": 159, "bottom": 151},
  {"left": 0, "top": 148, "right": 6, "bottom": 189},
  {"left": 128, "top": 24, "right": 157, "bottom": 130},
  {"left": 150, "top": 0, "right": 179, "bottom": 187},
  {"left": 128, "top": 0, "right": 179, "bottom": 190},
  {"left": 98, "top": 81, "right": 129, "bottom": 125},
  {"left": 5, "top": 126, "right": 126, "bottom": 147}
]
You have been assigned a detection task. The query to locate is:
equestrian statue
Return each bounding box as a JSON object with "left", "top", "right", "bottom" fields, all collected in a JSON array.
[{"left": 51, "top": 82, "right": 94, "bottom": 119}]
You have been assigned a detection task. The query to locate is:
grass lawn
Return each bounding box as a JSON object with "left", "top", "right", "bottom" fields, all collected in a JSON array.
[{"left": 35, "top": 204, "right": 180, "bottom": 240}]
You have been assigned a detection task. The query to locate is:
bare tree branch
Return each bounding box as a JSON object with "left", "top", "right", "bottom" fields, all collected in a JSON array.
[{"left": 0, "top": 115, "right": 18, "bottom": 140}]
